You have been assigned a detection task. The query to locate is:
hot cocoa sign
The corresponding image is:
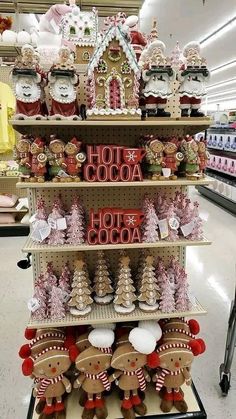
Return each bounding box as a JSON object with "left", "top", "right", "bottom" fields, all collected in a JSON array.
[
  {"left": 83, "top": 145, "right": 145, "bottom": 182},
  {"left": 87, "top": 207, "right": 143, "bottom": 245}
]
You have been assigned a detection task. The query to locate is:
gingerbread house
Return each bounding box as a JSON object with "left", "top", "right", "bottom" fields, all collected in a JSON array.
[
  {"left": 61, "top": 7, "right": 98, "bottom": 64},
  {"left": 86, "top": 23, "right": 141, "bottom": 119}
]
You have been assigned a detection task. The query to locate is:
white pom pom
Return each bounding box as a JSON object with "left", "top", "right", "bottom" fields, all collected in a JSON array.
[
  {"left": 2, "top": 30, "right": 17, "bottom": 43},
  {"left": 88, "top": 328, "right": 115, "bottom": 348},
  {"left": 17, "top": 30, "right": 31, "bottom": 44},
  {"left": 183, "top": 41, "right": 200, "bottom": 56},
  {"left": 72, "top": 6, "right": 80, "bottom": 16},
  {"left": 138, "top": 321, "right": 162, "bottom": 341},
  {"left": 129, "top": 327, "right": 156, "bottom": 354}
]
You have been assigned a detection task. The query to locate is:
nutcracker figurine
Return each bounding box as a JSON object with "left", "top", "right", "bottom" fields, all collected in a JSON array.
[
  {"left": 64, "top": 137, "right": 86, "bottom": 181},
  {"left": 30, "top": 137, "right": 47, "bottom": 182},
  {"left": 12, "top": 44, "right": 46, "bottom": 119},
  {"left": 125, "top": 15, "right": 147, "bottom": 61},
  {"left": 178, "top": 42, "right": 210, "bottom": 117},
  {"left": 198, "top": 138, "right": 209, "bottom": 178},
  {"left": 48, "top": 46, "right": 80, "bottom": 120},
  {"left": 140, "top": 39, "right": 174, "bottom": 117}
]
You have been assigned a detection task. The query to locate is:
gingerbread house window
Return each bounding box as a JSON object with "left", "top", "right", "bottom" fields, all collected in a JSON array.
[
  {"left": 97, "top": 59, "right": 108, "bottom": 73},
  {"left": 70, "top": 25, "right": 76, "bottom": 35},
  {"left": 108, "top": 46, "right": 121, "bottom": 62},
  {"left": 82, "top": 51, "right": 91, "bottom": 61},
  {"left": 84, "top": 27, "right": 91, "bottom": 36}
]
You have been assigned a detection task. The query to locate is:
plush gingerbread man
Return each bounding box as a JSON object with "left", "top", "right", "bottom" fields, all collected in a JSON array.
[
  {"left": 15, "top": 135, "right": 32, "bottom": 180},
  {"left": 163, "top": 139, "right": 183, "bottom": 180},
  {"left": 48, "top": 135, "right": 67, "bottom": 182},
  {"left": 65, "top": 137, "right": 86, "bottom": 181},
  {"left": 145, "top": 138, "right": 165, "bottom": 180},
  {"left": 30, "top": 137, "right": 47, "bottom": 182},
  {"left": 110, "top": 327, "right": 159, "bottom": 419},
  {"left": 74, "top": 328, "right": 115, "bottom": 419}
]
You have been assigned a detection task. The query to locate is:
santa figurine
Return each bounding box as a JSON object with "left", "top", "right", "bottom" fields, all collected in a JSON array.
[
  {"left": 140, "top": 38, "right": 174, "bottom": 118},
  {"left": 178, "top": 42, "right": 210, "bottom": 117},
  {"left": 48, "top": 46, "right": 80, "bottom": 120},
  {"left": 125, "top": 15, "right": 147, "bottom": 61},
  {"left": 12, "top": 44, "right": 46, "bottom": 119}
]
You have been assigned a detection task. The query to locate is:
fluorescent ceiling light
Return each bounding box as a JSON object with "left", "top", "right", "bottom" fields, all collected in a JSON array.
[
  {"left": 200, "top": 16, "right": 236, "bottom": 47},
  {"left": 206, "top": 95, "right": 236, "bottom": 104},
  {"left": 207, "top": 89, "right": 236, "bottom": 98},
  {"left": 211, "top": 60, "right": 236, "bottom": 74},
  {"left": 207, "top": 78, "right": 236, "bottom": 91}
]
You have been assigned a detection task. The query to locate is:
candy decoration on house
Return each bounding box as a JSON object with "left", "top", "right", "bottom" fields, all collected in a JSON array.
[
  {"left": 48, "top": 46, "right": 80, "bottom": 120},
  {"left": 49, "top": 285, "right": 66, "bottom": 320},
  {"left": 87, "top": 207, "right": 143, "bottom": 245},
  {"left": 74, "top": 328, "right": 114, "bottom": 419},
  {"left": 163, "top": 139, "right": 184, "bottom": 180},
  {"left": 159, "top": 276, "right": 175, "bottom": 313},
  {"left": 198, "top": 138, "right": 209, "bottom": 177},
  {"left": 47, "top": 199, "right": 66, "bottom": 245},
  {"left": 66, "top": 198, "right": 85, "bottom": 245},
  {"left": 138, "top": 255, "right": 160, "bottom": 312},
  {"left": 31, "top": 274, "right": 47, "bottom": 321},
  {"left": 93, "top": 251, "right": 114, "bottom": 305},
  {"left": 61, "top": 5, "right": 98, "bottom": 64},
  {"left": 180, "top": 136, "right": 200, "bottom": 179},
  {"left": 15, "top": 135, "right": 32, "bottom": 180},
  {"left": 30, "top": 137, "right": 47, "bottom": 182},
  {"left": 142, "top": 197, "right": 159, "bottom": 242},
  {"left": 68, "top": 257, "right": 93, "bottom": 316},
  {"left": 65, "top": 137, "right": 86, "bottom": 181},
  {"left": 125, "top": 15, "right": 147, "bottom": 60},
  {"left": 48, "top": 135, "right": 67, "bottom": 182},
  {"left": 114, "top": 255, "right": 136, "bottom": 314},
  {"left": 178, "top": 41, "right": 210, "bottom": 117},
  {"left": 139, "top": 25, "right": 174, "bottom": 118},
  {"left": 86, "top": 20, "right": 141, "bottom": 119},
  {"left": 142, "top": 137, "right": 165, "bottom": 180},
  {"left": 12, "top": 44, "right": 46, "bottom": 119},
  {"left": 110, "top": 327, "right": 159, "bottom": 419}
]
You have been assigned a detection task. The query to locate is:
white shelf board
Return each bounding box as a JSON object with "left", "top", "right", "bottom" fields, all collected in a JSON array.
[
  {"left": 0, "top": 176, "right": 18, "bottom": 180},
  {"left": 16, "top": 177, "right": 213, "bottom": 189},
  {"left": 22, "top": 237, "right": 211, "bottom": 253},
  {"left": 28, "top": 298, "right": 206, "bottom": 329},
  {"left": 32, "top": 385, "right": 201, "bottom": 419},
  {"left": 0, "top": 206, "right": 27, "bottom": 213},
  {"left": 0, "top": 222, "right": 29, "bottom": 227}
]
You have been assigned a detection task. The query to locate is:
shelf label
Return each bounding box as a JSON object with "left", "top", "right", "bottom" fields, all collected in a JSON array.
[
  {"left": 181, "top": 220, "right": 195, "bottom": 237},
  {"left": 169, "top": 217, "right": 180, "bottom": 230},
  {"left": 28, "top": 297, "right": 40, "bottom": 313}
]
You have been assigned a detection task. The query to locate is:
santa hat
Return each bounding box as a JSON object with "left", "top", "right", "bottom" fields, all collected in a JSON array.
[
  {"left": 88, "top": 328, "right": 115, "bottom": 354},
  {"left": 183, "top": 41, "right": 201, "bottom": 57},
  {"left": 68, "top": 137, "right": 82, "bottom": 149},
  {"left": 33, "top": 137, "right": 45, "bottom": 148},
  {"left": 129, "top": 327, "right": 159, "bottom": 368},
  {"left": 125, "top": 15, "right": 139, "bottom": 28}
]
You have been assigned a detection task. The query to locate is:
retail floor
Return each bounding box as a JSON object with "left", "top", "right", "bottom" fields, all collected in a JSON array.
[{"left": 0, "top": 187, "right": 235, "bottom": 419}]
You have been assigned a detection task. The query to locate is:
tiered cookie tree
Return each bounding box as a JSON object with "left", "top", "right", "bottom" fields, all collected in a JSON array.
[{"left": 13, "top": 9, "right": 212, "bottom": 419}]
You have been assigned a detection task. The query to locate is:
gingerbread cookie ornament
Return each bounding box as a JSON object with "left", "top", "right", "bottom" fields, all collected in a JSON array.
[
  {"left": 48, "top": 136, "right": 67, "bottom": 182},
  {"left": 64, "top": 137, "right": 86, "bottom": 182},
  {"left": 15, "top": 135, "right": 32, "bottom": 180},
  {"left": 144, "top": 138, "right": 165, "bottom": 180},
  {"left": 110, "top": 327, "right": 159, "bottom": 419},
  {"left": 30, "top": 137, "right": 47, "bottom": 182},
  {"left": 74, "top": 328, "right": 115, "bottom": 419}
]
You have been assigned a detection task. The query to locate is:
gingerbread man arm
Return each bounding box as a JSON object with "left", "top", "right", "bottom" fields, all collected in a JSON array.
[
  {"left": 62, "top": 375, "right": 72, "bottom": 393},
  {"left": 74, "top": 373, "right": 86, "bottom": 388},
  {"left": 182, "top": 367, "right": 192, "bottom": 385},
  {"left": 109, "top": 370, "right": 123, "bottom": 383},
  {"left": 143, "top": 367, "right": 151, "bottom": 382}
]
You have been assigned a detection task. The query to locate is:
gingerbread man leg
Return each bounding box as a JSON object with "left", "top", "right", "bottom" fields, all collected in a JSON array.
[
  {"left": 121, "top": 390, "right": 135, "bottom": 419},
  {"left": 82, "top": 393, "right": 95, "bottom": 419},
  {"left": 42, "top": 397, "right": 54, "bottom": 415},
  {"left": 131, "top": 389, "right": 147, "bottom": 416},
  {"left": 94, "top": 392, "right": 108, "bottom": 419},
  {"left": 54, "top": 396, "right": 65, "bottom": 412},
  {"left": 173, "top": 387, "right": 188, "bottom": 413},
  {"left": 160, "top": 387, "right": 174, "bottom": 413}
]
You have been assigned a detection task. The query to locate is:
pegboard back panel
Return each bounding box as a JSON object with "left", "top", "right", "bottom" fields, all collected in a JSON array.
[
  {"left": 34, "top": 247, "right": 184, "bottom": 282},
  {"left": 0, "top": 177, "right": 26, "bottom": 198},
  {"left": 0, "top": 66, "right": 12, "bottom": 87}
]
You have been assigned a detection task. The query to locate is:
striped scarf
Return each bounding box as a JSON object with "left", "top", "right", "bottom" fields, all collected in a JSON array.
[
  {"left": 155, "top": 369, "right": 183, "bottom": 391},
  {"left": 85, "top": 372, "right": 111, "bottom": 391},
  {"left": 36, "top": 374, "right": 64, "bottom": 398},
  {"left": 124, "top": 368, "right": 146, "bottom": 391}
]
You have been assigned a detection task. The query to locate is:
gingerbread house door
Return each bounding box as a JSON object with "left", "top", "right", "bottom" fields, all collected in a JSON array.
[{"left": 109, "top": 78, "right": 121, "bottom": 109}]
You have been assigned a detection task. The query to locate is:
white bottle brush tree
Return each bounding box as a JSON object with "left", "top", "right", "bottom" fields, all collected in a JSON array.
[
  {"left": 68, "top": 257, "right": 93, "bottom": 316},
  {"left": 138, "top": 255, "right": 160, "bottom": 312},
  {"left": 114, "top": 255, "right": 136, "bottom": 314},
  {"left": 93, "top": 251, "right": 114, "bottom": 304}
]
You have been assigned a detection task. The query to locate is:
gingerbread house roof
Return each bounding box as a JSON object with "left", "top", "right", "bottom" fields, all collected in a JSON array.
[
  {"left": 61, "top": 7, "right": 98, "bottom": 47},
  {"left": 87, "top": 24, "right": 140, "bottom": 77}
]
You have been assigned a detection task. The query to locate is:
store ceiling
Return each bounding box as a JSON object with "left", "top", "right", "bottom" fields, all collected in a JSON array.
[{"left": 0, "top": 1, "right": 143, "bottom": 16}]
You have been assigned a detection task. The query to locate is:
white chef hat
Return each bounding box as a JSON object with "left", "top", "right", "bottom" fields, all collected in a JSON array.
[
  {"left": 149, "top": 40, "right": 166, "bottom": 52},
  {"left": 183, "top": 41, "right": 201, "bottom": 57},
  {"left": 129, "top": 327, "right": 156, "bottom": 355},
  {"left": 21, "top": 44, "right": 34, "bottom": 53}
]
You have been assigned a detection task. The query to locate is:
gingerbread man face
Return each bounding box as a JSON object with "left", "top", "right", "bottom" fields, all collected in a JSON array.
[
  {"left": 16, "top": 140, "right": 30, "bottom": 153},
  {"left": 76, "top": 346, "right": 111, "bottom": 374},
  {"left": 158, "top": 347, "right": 193, "bottom": 372},
  {"left": 31, "top": 141, "right": 44, "bottom": 155},
  {"left": 65, "top": 142, "right": 77, "bottom": 156},
  {"left": 33, "top": 349, "right": 71, "bottom": 379},
  {"left": 164, "top": 142, "right": 177, "bottom": 154},
  {"left": 111, "top": 343, "right": 146, "bottom": 372},
  {"left": 150, "top": 140, "right": 164, "bottom": 154},
  {"left": 49, "top": 140, "right": 65, "bottom": 154}
]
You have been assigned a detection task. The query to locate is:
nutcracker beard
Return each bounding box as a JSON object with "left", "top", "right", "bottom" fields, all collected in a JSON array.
[
  {"left": 49, "top": 78, "right": 79, "bottom": 119},
  {"left": 179, "top": 96, "right": 204, "bottom": 117},
  {"left": 14, "top": 76, "right": 43, "bottom": 119}
]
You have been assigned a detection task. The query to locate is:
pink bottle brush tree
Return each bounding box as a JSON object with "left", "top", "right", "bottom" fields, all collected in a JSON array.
[
  {"left": 159, "top": 279, "right": 175, "bottom": 313},
  {"left": 47, "top": 200, "right": 66, "bottom": 245},
  {"left": 49, "top": 285, "right": 66, "bottom": 320},
  {"left": 31, "top": 274, "right": 47, "bottom": 321},
  {"left": 175, "top": 267, "right": 191, "bottom": 312},
  {"left": 66, "top": 199, "right": 85, "bottom": 245},
  {"left": 142, "top": 196, "right": 159, "bottom": 242},
  {"left": 59, "top": 262, "right": 72, "bottom": 294},
  {"left": 43, "top": 261, "right": 58, "bottom": 294},
  {"left": 35, "top": 197, "right": 47, "bottom": 221},
  {"left": 165, "top": 201, "right": 179, "bottom": 241},
  {"left": 188, "top": 201, "right": 203, "bottom": 240}
]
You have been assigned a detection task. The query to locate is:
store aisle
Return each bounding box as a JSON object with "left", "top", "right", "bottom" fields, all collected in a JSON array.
[{"left": 0, "top": 189, "right": 235, "bottom": 419}]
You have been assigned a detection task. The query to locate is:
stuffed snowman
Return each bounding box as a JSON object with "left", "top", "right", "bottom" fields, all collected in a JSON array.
[
  {"left": 140, "top": 40, "right": 174, "bottom": 118},
  {"left": 178, "top": 41, "right": 210, "bottom": 117}
]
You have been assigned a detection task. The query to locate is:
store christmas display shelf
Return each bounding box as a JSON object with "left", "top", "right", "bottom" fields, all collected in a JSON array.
[
  {"left": 31, "top": 384, "right": 204, "bottom": 419},
  {"left": 28, "top": 299, "right": 206, "bottom": 329},
  {"left": 16, "top": 177, "right": 213, "bottom": 189},
  {"left": 22, "top": 237, "right": 211, "bottom": 253}
]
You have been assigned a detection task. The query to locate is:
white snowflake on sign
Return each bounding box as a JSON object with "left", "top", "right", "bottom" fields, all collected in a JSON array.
[
  {"left": 126, "top": 215, "right": 136, "bottom": 226},
  {"left": 126, "top": 151, "right": 137, "bottom": 162}
]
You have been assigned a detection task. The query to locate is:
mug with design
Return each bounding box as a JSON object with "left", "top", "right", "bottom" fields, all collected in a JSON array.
[{"left": 123, "top": 148, "right": 146, "bottom": 165}]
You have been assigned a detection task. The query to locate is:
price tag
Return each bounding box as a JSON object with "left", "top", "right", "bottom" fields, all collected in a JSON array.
[
  {"left": 169, "top": 217, "right": 180, "bottom": 230},
  {"left": 39, "top": 225, "right": 51, "bottom": 241},
  {"left": 57, "top": 170, "right": 70, "bottom": 178},
  {"left": 158, "top": 219, "right": 168, "bottom": 239},
  {"left": 61, "top": 290, "right": 70, "bottom": 303},
  {"left": 181, "top": 220, "right": 195, "bottom": 237},
  {"left": 31, "top": 220, "right": 50, "bottom": 242},
  {"left": 28, "top": 297, "right": 40, "bottom": 313},
  {"left": 48, "top": 217, "right": 57, "bottom": 229},
  {"left": 57, "top": 217, "right": 67, "bottom": 230},
  {"left": 29, "top": 213, "right": 37, "bottom": 224}
]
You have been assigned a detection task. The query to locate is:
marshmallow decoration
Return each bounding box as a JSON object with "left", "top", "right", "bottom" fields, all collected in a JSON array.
[{"left": 129, "top": 327, "right": 156, "bottom": 354}]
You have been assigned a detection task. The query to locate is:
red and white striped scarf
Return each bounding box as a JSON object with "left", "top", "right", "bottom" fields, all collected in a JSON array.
[
  {"left": 85, "top": 372, "right": 111, "bottom": 391},
  {"left": 155, "top": 369, "right": 183, "bottom": 391},
  {"left": 36, "top": 374, "right": 64, "bottom": 398},
  {"left": 124, "top": 368, "right": 146, "bottom": 391}
]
